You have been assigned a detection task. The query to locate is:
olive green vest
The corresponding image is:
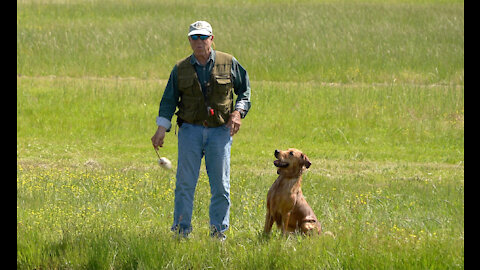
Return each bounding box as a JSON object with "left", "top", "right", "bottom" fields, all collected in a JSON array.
[{"left": 175, "top": 51, "right": 234, "bottom": 127}]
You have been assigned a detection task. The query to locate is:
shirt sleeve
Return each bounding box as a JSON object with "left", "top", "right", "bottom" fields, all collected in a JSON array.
[
  {"left": 231, "top": 57, "right": 251, "bottom": 118},
  {"left": 156, "top": 65, "right": 180, "bottom": 132}
]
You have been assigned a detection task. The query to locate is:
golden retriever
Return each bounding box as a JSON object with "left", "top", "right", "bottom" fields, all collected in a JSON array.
[{"left": 264, "top": 148, "right": 322, "bottom": 235}]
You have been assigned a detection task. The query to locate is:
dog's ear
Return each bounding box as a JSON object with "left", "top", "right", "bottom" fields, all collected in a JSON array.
[{"left": 302, "top": 154, "right": 311, "bottom": 169}]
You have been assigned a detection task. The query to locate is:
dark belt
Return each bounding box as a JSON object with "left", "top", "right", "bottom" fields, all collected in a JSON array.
[
  {"left": 177, "top": 117, "right": 222, "bottom": 128},
  {"left": 200, "top": 120, "right": 224, "bottom": 128},
  {"left": 180, "top": 119, "right": 220, "bottom": 128}
]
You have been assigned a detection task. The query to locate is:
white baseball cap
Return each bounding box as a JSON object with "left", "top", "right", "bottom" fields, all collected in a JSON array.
[{"left": 188, "top": 21, "right": 213, "bottom": 36}]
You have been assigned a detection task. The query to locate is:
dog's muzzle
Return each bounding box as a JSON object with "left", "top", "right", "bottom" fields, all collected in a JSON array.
[
  {"left": 274, "top": 160, "right": 289, "bottom": 168},
  {"left": 274, "top": 150, "right": 289, "bottom": 167}
]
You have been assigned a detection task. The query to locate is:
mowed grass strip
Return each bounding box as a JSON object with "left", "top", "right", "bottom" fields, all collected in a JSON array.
[{"left": 17, "top": 76, "right": 463, "bottom": 166}]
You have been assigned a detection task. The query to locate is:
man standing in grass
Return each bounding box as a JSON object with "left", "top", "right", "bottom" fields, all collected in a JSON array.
[{"left": 151, "top": 21, "right": 251, "bottom": 240}]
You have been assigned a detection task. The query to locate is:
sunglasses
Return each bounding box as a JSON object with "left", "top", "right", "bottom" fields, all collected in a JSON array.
[{"left": 190, "top": 35, "right": 211, "bottom": 40}]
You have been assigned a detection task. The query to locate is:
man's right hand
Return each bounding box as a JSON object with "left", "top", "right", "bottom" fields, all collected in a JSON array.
[{"left": 151, "top": 126, "right": 167, "bottom": 150}]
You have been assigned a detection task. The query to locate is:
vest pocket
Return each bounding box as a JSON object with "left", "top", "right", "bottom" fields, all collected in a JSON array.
[
  {"left": 211, "top": 76, "right": 232, "bottom": 101},
  {"left": 177, "top": 95, "right": 202, "bottom": 122},
  {"left": 178, "top": 77, "right": 196, "bottom": 96},
  {"left": 214, "top": 75, "right": 231, "bottom": 90},
  {"left": 211, "top": 102, "right": 231, "bottom": 125},
  {"left": 209, "top": 75, "right": 233, "bottom": 124}
]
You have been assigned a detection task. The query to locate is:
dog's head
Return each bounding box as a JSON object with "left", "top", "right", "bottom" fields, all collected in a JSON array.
[{"left": 274, "top": 148, "right": 311, "bottom": 175}]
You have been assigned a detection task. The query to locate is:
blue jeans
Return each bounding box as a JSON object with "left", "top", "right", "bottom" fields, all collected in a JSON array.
[{"left": 171, "top": 123, "right": 232, "bottom": 235}]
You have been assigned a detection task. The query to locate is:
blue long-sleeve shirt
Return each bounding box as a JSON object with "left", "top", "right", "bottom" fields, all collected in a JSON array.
[{"left": 156, "top": 50, "right": 251, "bottom": 131}]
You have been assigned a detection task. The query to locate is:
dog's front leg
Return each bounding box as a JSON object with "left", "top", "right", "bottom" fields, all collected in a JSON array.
[
  {"left": 264, "top": 211, "right": 274, "bottom": 234},
  {"left": 281, "top": 212, "right": 291, "bottom": 235}
]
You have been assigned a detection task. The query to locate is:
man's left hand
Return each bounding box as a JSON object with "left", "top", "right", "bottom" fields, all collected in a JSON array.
[{"left": 227, "top": 110, "right": 242, "bottom": 136}]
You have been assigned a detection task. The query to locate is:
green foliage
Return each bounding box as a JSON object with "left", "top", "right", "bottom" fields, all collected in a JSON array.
[{"left": 17, "top": 0, "right": 464, "bottom": 84}]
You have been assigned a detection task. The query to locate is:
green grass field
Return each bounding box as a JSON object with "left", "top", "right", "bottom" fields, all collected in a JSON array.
[{"left": 17, "top": 0, "right": 464, "bottom": 269}]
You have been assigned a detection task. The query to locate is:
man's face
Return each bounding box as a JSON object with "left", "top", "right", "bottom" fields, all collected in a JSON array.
[{"left": 188, "top": 35, "right": 214, "bottom": 57}]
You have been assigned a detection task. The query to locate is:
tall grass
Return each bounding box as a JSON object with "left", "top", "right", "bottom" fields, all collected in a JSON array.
[
  {"left": 17, "top": 0, "right": 464, "bottom": 84},
  {"left": 17, "top": 159, "right": 464, "bottom": 269}
]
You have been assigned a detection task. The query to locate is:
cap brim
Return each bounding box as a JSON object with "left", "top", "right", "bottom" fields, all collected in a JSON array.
[{"left": 188, "top": 29, "right": 211, "bottom": 36}]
